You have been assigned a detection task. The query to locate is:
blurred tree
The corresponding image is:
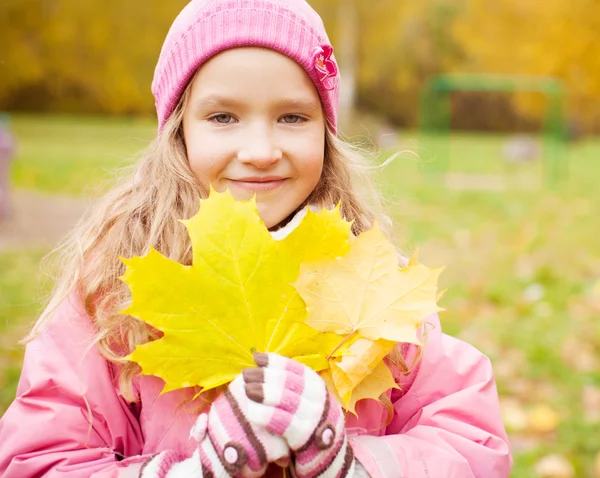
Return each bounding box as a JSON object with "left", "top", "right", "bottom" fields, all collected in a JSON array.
[
  {"left": 2, "top": 0, "right": 600, "bottom": 132},
  {"left": 0, "top": 0, "right": 46, "bottom": 101},
  {"left": 335, "top": 0, "right": 358, "bottom": 129},
  {"left": 354, "top": 0, "right": 464, "bottom": 126},
  {"left": 452, "top": 0, "right": 600, "bottom": 132},
  {"left": 0, "top": 0, "right": 187, "bottom": 115},
  {"left": 313, "top": 0, "right": 464, "bottom": 126},
  {"left": 0, "top": 0, "right": 465, "bottom": 122}
]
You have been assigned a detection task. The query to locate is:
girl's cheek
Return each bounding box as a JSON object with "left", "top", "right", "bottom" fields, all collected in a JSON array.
[{"left": 187, "top": 149, "right": 221, "bottom": 187}]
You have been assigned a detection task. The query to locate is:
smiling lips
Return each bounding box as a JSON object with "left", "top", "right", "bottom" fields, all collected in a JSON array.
[{"left": 227, "top": 176, "right": 287, "bottom": 191}]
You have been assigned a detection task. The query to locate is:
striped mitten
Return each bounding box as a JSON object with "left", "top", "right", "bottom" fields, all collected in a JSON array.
[
  {"left": 139, "top": 374, "right": 290, "bottom": 478},
  {"left": 243, "top": 353, "right": 357, "bottom": 478}
]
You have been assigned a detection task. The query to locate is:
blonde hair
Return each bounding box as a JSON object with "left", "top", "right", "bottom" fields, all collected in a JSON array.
[{"left": 27, "top": 80, "right": 417, "bottom": 404}]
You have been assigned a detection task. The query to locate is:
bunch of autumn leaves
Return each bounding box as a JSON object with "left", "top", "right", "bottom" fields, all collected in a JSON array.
[{"left": 121, "top": 191, "right": 442, "bottom": 413}]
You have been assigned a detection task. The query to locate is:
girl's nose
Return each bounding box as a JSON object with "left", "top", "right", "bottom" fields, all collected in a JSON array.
[{"left": 237, "top": 128, "right": 283, "bottom": 168}]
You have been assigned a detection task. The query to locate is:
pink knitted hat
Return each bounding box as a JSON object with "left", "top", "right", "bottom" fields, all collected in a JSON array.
[{"left": 152, "top": 0, "right": 340, "bottom": 132}]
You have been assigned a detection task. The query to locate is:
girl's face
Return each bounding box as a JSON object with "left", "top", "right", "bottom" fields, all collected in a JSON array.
[{"left": 182, "top": 47, "right": 326, "bottom": 229}]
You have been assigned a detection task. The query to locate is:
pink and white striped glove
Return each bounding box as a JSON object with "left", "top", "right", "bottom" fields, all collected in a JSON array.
[
  {"left": 139, "top": 374, "right": 290, "bottom": 478},
  {"left": 242, "top": 353, "right": 358, "bottom": 478}
]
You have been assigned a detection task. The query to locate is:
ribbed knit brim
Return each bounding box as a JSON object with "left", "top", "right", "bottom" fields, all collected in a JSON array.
[{"left": 152, "top": 0, "right": 340, "bottom": 132}]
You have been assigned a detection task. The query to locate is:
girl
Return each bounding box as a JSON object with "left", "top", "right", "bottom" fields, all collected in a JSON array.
[{"left": 0, "top": 0, "right": 512, "bottom": 476}]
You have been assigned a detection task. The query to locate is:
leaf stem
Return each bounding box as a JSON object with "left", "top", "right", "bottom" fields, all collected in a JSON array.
[{"left": 326, "top": 330, "right": 358, "bottom": 360}]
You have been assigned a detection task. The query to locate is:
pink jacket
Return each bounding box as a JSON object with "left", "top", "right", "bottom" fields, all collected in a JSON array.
[{"left": 0, "top": 295, "right": 512, "bottom": 477}]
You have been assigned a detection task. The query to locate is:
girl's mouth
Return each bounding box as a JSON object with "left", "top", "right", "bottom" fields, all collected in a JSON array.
[{"left": 227, "top": 178, "right": 287, "bottom": 192}]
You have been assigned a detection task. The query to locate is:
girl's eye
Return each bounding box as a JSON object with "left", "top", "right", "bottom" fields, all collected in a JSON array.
[
  {"left": 280, "top": 115, "right": 306, "bottom": 124},
  {"left": 209, "top": 114, "right": 236, "bottom": 124}
]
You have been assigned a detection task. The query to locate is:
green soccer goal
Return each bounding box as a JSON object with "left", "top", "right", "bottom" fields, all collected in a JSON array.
[{"left": 419, "top": 74, "right": 567, "bottom": 184}]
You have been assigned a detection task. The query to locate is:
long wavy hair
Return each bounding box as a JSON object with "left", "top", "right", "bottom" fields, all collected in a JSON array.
[{"left": 27, "top": 78, "right": 420, "bottom": 407}]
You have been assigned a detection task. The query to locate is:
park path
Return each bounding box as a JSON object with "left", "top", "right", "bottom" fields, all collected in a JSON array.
[{"left": 0, "top": 190, "right": 89, "bottom": 251}]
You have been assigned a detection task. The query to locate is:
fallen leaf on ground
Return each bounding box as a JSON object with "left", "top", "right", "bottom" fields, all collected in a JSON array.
[
  {"left": 583, "top": 385, "right": 600, "bottom": 423},
  {"left": 500, "top": 398, "right": 529, "bottom": 433},
  {"left": 534, "top": 454, "right": 575, "bottom": 478},
  {"left": 529, "top": 404, "right": 561, "bottom": 434}
]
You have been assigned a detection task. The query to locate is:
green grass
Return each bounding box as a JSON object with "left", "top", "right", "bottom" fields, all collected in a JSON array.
[
  {"left": 2, "top": 114, "right": 600, "bottom": 475},
  {"left": 10, "top": 114, "right": 156, "bottom": 195},
  {"left": 379, "top": 134, "right": 600, "bottom": 475}
]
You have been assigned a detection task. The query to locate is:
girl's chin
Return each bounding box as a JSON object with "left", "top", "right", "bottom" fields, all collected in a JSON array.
[
  {"left": 256, "top": 203, "right": 295, "bottom": 231},
  {"left": 257, "top": 208, "right": 281, "bottom": 230}
]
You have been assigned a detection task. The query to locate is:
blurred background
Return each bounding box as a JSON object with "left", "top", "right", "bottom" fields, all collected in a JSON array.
[{"left": 1, "top": 1, "right": 599, "bottom": 476}]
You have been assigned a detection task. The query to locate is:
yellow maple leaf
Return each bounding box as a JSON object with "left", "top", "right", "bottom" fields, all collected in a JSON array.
[
  {"left": 294, "top": 222, "right": 442, "bottom": 403},
  {"left": 295, "top": 221, "right": 442, "bottom": 345},
  {"left": 121, "top": 190, "right": 351, "bottom": 393},
  {"left": 323, "top": 359, "right": 399, "bottom": 416},
  {"left": 329, "top": 337, "right": 397, "bottom": 404}
]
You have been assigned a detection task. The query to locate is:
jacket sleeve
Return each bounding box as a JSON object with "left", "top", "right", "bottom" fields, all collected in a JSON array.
[
  {"left": 0, "top": 295, "right": 150, "bottom": 477},
  {"left": 348, "top": 315, "right": 512, "bottom": 478}
]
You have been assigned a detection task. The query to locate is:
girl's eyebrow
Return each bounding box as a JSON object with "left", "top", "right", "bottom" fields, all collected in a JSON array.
[
  {"left": 275, "top": 98, "right": 321, "bottom": 111},
  {"left": 192, "top": 94, "right": 320, "bottom": 111},
  {"left": 192, "top": 95, "right": 242, "bottom": 111}
]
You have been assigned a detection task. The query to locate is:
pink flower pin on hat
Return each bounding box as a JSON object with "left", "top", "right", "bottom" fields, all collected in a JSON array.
[{"left": 312, "top": 44, "right": 338, "bottom": 90}]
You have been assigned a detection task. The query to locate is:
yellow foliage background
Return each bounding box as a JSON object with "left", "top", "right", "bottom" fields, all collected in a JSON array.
[{"left": 2, "top": 0, "right": 599, "bottom": 130}]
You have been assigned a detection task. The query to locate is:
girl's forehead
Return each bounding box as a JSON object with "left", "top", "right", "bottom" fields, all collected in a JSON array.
[
  {"left": 198, "top": 47, "right": 302, "bottom": 74},
  {"left": 188, "top": 47, "right": 322, "bottom": 105}
]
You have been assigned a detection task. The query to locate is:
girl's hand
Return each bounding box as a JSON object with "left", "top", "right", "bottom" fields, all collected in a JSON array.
[
  {"left": 243, "top": 353, "right": 357, "bottom": 478},
  {"left": 140, "top": 374, "right": 290, "bottom": 478}
]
